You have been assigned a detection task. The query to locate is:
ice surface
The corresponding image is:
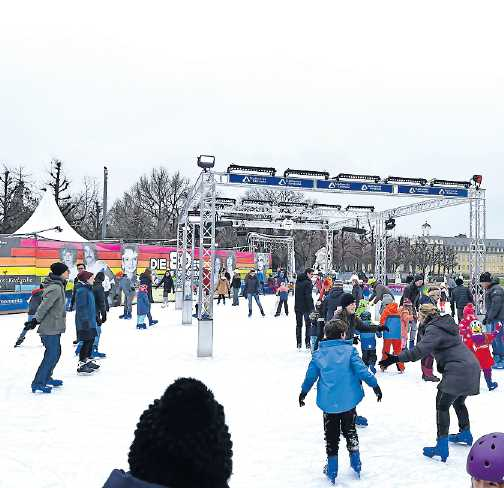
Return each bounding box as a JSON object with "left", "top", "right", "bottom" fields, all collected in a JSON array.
[{"left": 2, "top": 296, "right": 502, "bottom": 488}]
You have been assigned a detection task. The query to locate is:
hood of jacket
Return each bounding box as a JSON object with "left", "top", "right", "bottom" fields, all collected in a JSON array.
[
  {"left": 103, "top": 469, "right": 168, "bottom": 488},
  {"left": 463, "top": 303, "right": 476, "bottom": 318},
  {"left": 43, "top": 273, "right": 67, "bottom": 288},
  {"left": 328, "top": 287, "right": 343, "bottom": 299},
  {"left": 428, "top": 313, "right": 459, "bottom": 336},
  {"left": 489, "top": 277, "right": 501, "bottom": 289}
]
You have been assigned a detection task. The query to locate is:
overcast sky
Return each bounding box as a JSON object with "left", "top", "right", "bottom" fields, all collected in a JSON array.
[{"left": 1, "top": 1, "right": 503, "bottom": 237}]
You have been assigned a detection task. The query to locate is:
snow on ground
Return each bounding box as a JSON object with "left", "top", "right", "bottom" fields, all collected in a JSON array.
[{"left": 2, "top": 295, "right": 503, "bottom": 488}]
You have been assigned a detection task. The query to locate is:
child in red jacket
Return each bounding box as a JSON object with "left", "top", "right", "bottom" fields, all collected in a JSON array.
[
  {"left": 458, "top": 303, "right": 477, "bottom": 351},
  {"left": 471, "top": 320, "right": 501, "bottom": 391}
]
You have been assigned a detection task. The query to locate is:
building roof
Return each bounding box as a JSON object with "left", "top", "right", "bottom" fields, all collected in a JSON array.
[
  {"left": 13, "top": 190, "right": 87, "bottom": 242},
  {"left": 427, "top": 235, "right": 504, "bottom": 250}
]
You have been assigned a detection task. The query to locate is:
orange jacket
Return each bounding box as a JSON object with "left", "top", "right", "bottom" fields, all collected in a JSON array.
[
  {"left": 398, "top": 306, "right": 413, "bottom": 339},
  {"left": 380, "top": 302, "right": 399, "bottom": 326}
]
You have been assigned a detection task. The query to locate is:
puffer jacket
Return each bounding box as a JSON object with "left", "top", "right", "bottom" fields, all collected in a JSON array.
[
  {"left": 323, "top": 286, "right": 344, "bottom": 320},
  {"left": 103, "top": 469, "right": 168, "bottom": 488},
  {"left": 336, "top": 308, "right": 380, "bottom": 339},
  {"left": 450, "top": 285, "right": 473, "bottom": 310},
  {"left": 301, "top": 339, "right": 378, "bottom": 414},
  {"left": 136, "top": 290, "right": 151, "bottom": 316},
  {"left": 294, "top": 273, "right": 314, "bottom": 313},
  {"left": 399, "top": 314, "right": 481, "bottom": 396},
  {"left": 75, "top": 282, "right": 97, "bottom": 332},
  {"left": 34, "top": 274, "right": 67, "bottom": 335},
  {"left": 485, "top": 278, "right": 504, "bottom": 323}
]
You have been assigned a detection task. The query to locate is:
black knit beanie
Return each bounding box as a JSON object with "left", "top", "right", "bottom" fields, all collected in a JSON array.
[
  {"left": 50, "top": 262, "right": 69, "bottom": 276},
  {"left": 480, "top": 272, "right": 492, "bottom": 283},
  {"left": 128, "top": 378, "right": 233, "bottom": 488},
  {"left": 340, "top": 293, "right": 356, "bottom": 309}
]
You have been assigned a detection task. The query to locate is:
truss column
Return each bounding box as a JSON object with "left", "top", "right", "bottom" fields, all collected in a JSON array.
[
  {"left": 374, "top": 217, "right": 387, "bottom": 284},
  {"left": 325, "top": 229, "right": 334, "bottom": 273},
  {"left": 197, "top": 172, "right": 216, "bottom": 357},
  {"left": 182, "top": 223, "right": 194, "bottom": 324},
  {"left": 175, "top": 223, "right": 185, "bottom": 310},
  {"left": 469, "top": 189, "right": 486, "bottom": 316}
]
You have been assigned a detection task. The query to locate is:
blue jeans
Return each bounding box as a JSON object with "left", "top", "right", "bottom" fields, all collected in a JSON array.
[
  {"left": 32, "top": 335, "right": 61, "bottom": 387},
  {"left": 137, "top": 314, "right": 147, "bottom": 325},
  {"left": 248, "top": 293, "right": 264, "bottom": 314},
  {"left": 489, "top": 321, "right": 504, "bottom": 356},
  {"left": 232, "top": 287, "right": 240, "bottom": 305},
  {"left": 93, "top": 325, "right": 101, "bottom": 349}
]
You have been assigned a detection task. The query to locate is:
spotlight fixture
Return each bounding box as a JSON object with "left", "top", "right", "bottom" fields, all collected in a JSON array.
[
  {"left": 334, "top": 173, "right": 381, "bottom": 183},
  {"left": 341, "top": 226, "right": 367, "bottom": 235},
  {"left": 241, "top": 199, "right": 273, "bottom": 207},
  {"left": 472, "top": 175, "right": 483, "bottom": 189},
  {"left": 345, "top": 205, "right": 375, "bottom": 212},
  {"left": 197, "top": 155, "right": 215, "bottom": 171},
  {"left": 283, "top": 169, "right": 329, "bottom": 179},
  {"left": 312, "top": 203, "right": 342, "bottom": 211},
  {"left": 430, "top": 179, "right": 471, "bottom": 189},
  {"left": 385, "top": 218, "right": 396, "bottom": 231},
  {"left": 384, "top": 176, "right": 428, "bottom": 185},
  {"left": 227, "top": 164, "right": 276, "bottom": 176}
]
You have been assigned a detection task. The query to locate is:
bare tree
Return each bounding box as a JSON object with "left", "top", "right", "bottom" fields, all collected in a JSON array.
[{"left": 46, "top": 159, "right": 76, "bottom": 218}]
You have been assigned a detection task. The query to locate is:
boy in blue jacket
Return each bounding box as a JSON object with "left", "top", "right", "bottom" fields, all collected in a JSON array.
[
  {"left": 299, "top": 319, "right": 383, "bottom": 484},
  {"left": 136, "top": 284, "right": 151, "bottom": 330},
  {"left": 357, "top": 310, "right": 381, "bottom": 374}
]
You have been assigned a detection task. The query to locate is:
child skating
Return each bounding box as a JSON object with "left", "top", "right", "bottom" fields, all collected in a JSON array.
[
  {"left": 136, "top": 284, "right": 151, "bottom": 330},
  {"left": 299, "top": 319, "right": 382, "bottom": 483},
  {"left": 275, "top": 282, "right": 289, "bottom": 317},
  {"left": 470, "top": 320, "right": 501, "bottom": 391},
  {"left": 357, "top": 310, "right": 379, "bottom": 374}
]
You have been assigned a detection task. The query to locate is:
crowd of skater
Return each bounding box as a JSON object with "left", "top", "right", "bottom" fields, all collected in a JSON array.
[{"left": 13, "top": 260, "right": 504, "bottom": 486}]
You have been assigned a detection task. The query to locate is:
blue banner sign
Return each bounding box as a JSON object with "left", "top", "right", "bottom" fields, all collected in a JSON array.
[
  {"left": 228, "top": 173, "right": 314, "bottom": 188},
  {"left": 317, "top": 180, "right": 394, "bottom": 193},
  {"left": 0, "top": 292, "right": 30, "bottom": 314},
  {"left": 397, "top": 185, "right": 468, "bottom": 198}
]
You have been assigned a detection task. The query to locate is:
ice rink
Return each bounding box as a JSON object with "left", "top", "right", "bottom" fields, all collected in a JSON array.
[{"left": 3, "top": 295, "right": 502, "bottom": 488}]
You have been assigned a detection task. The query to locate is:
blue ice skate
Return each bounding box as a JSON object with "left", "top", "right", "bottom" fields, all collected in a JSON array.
[
  {"left": 448, "top": 429, "right": 473, "bottom": 446},
  {"left": 349, "top": 451, "right": 361, "bottom": 478},
  {"left": 423, "top": 436, "right": 449, "bottom": 462},
  {"left": 149, "top": 319, "right": 159, "bottom": 326},
  {"left": 46, "top": 378, "right": 63, "bottom": 387},
  {"left": 323, "top": 456, "right": 338, "bottom": 484},
  {"left": 136, "top": 323, "right": 147, "bottom": 330},
  {"left": 91, "top": 347, "right": 107, "bottom": 359},
  {"left": 74, "top": 341, "right": 83, "bottom": 356},
  {"left": 355, "top": 415, "right": 368, "bottom": 427},
  {"left": 369, "top": 365, "right": 377, "bottom": 374},
  {"left": 32, "top": 384, "right": 52, "bottom": 394}
]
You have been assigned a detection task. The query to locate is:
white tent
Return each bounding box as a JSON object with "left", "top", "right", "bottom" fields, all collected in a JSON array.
[{"left": 14, "top": 190, "right": 87, "bottom": 242}]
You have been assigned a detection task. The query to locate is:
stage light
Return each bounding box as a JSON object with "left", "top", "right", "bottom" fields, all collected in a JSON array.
[
  {"left": 197, "top": 155, "right": 215, "bottom": 171},
  {"left": 283, "top": 169, "right": 329, "bottom": 179},
  {"left": 341, "top": 226, "right": 367, "bottom": 235},
  {"left": 346, "top": 205, "right": 375, "bottom": 212},
  {"left": 312, "top": 203, "right": 342, "bottom": 211},
  {"left": 430, "top": 179, "right": 471, "bottom": 189},
  {"left": 227, "top": 164, "right": 276, "bottom": 176},
  {"left": 241, "top": 199, "right": 273, "bottom": 207},
  {"left": 385, "top": 218, "right": 396, "bottom": 230},
  {"left": 384, "top": 176, "right": 428, "bottom": 185},
  {"left": 334, "top": 173, "right": 381, "bottom": 183}
]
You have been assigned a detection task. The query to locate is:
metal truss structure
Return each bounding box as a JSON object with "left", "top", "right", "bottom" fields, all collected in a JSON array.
[
  {"left": 248, "top": 232, "right": 296, "bottom": 281},
  {"left": 178, "top": 167, "right": 486, "bottom": 357}
]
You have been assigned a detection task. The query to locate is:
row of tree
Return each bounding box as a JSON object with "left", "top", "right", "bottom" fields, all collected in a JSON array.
[{"left": 0, "top": 159, "right": 458, "bottom": 277}]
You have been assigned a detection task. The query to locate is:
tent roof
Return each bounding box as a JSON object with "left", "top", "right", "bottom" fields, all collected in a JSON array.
[{"left": 14, "top": 190, "right": 87, "bottom": 242}]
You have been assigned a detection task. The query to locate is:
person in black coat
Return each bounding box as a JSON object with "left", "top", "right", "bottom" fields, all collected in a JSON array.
[
  {"left": 140, "top": 269, "right": 158, "bottom": 325},
  {"left": 400, "top": 274, "right": 424, "bottom": 310},
  {"left": 322, "top": 280, "right": 344, "bottom": 320},
  {"left": 244, "top": 270, "right": 265, "bottom": 317},
  {"left": 294, "top": 268, "right": 315, "bottom": 349},
  {"left": 380, "top": 304, "right": 480, "bottom": 462},
  {"left": 92, "top": 271, "right": 107, "bottom": 358},
  {"left": 231, "top": 271, "right": 242, "bottom": 306},
  {"left": 450, "top": 278, "right": 473, "bottom": 322},
  {"left": 69, "top": 262, "right": 86, "bottom": 311},
  {"left": 157, "top": 270, "right": 175, "bottom": 308}
]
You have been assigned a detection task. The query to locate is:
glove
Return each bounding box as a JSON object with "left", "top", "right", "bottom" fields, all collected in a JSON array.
[
  {"left": 299, "top": 392, "right": 307, "bottom": 407},
  {"left": 482, "top": 318, "right": 488, "bottom": 325},
  {"left": 377, "top": 325, "right": 390, "bottom": 333},
  {"left": 353, "top": 336, "right": 360, "bottom": 345},
  {"left": 24, "top": 318, "right": 39, "bottom": 330},
  {"left": 378, "top": 353, "right": 400, "bottom": 369},
  {"left": 373, "top": 385, "right": 383, "bottom": 402}
]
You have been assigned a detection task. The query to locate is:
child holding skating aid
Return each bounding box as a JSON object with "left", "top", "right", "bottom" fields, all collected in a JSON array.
[
  {"left": 299, "top": 319, "right": 382, "bottom": 484},
  {"left": 356, "top": 310, "right": 379, "bottom": 374},
  {"left": 136, "top": 284, "right": 151, "bottom": 330}
]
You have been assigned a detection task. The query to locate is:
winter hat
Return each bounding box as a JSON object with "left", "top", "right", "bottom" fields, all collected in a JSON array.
[
  {"left": 351, "top": 274, "right": 359, "bottom": 282},
  {"left": 479, "top": 272, "right": 492, "bottom": 283},
  {"left": 413, "top": 274, "right": 424, "bottom": 283},
  {"left": 340, "top": 293, "right": 356, "bottom": 309},
  {"left": 360, "top": 310, "right": 372, "bottom": 321},
  {"left": 95, "top": 271, "right": 105, "bottom": 283},
  {"left": 128, "top": 378, "right": 233, "bottom": 488},
  {"left": 50, "top": 262, "right": 69, "bottom": 276},
  {"left": 333, "top": 279, "right": 344, "bottom": 288},
  {"left": 455, "top": 278, "right": 464, "bottom": 286},
  {"left": 77, "top": 270, "right": 93, "bottom": 283},
  {"left": 418, "top": 303, "right": 438, "bottom": 322},
  {"left": 116, "top": 271, "right": 124, "bottom": 278}
]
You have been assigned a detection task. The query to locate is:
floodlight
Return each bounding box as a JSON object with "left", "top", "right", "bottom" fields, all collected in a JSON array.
[
  {"left": 312, "top": 203, "right": 342, "bottom": 211},
  {"left": 277, "top": 201, "right": 310, "bottom": 208},
  {"left": 341, "top": 226, "right": 367, "bottom": 235},
  {"left": 334, "top": 173, "right": 381, "bottom": 183},
  {"left": 346, "top": 205, "right": 375, "bottom": 212},
  {"left": 227, "top": 164, "right": 276, "bottom": 176},
  {"left": 241, "top": 199, "right": 273, "bottom": 206},
  {"left": 472, "top": 175, "right": 483, "bottom": 189},
  {"left": 430, "top": 179, "right": 471, "bottom": 189},
  {"left": 385, "top": 218, "right": 396, "bottom": 230},
  {"left": 384, "top": 176, "right": 427, "bottom": 185},
  {"left": 215, "top": 220, "right": 234, "bottom": 228},
  {"left": 283, "top": 169, "right": 329, "bottom": 179},
  {"left": 197, "top": 155, "right": 215, "bottom": 171}
]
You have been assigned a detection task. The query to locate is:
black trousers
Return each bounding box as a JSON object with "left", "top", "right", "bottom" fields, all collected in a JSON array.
[
  {"left": 217, "top": 294, "right": 226, "bottom": 304},
  {"left": 324, "top": 409, "right": 359, "bottom": 456},
  {"left": 456, "top": 307, "right": 465, "bottom": 323},
  {"left": 276, "top": 299, "right": 288, "bottom": 315},
  {"left": 295, "top": 311, "right": 311, "bottom": 347},
  {"left": 436, "top": 390, "right": 470, "bottom": 439},
  {"left": 361, "top": 349, "right": 377, "bottom": 367}
]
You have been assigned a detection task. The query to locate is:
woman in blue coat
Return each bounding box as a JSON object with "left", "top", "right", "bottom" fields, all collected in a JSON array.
[
  {"left": 299, "top": 319, "right": 382, "bottom": 483},
  {"left": 75, "top": 270, "right": 100, "bottom": 375}
]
